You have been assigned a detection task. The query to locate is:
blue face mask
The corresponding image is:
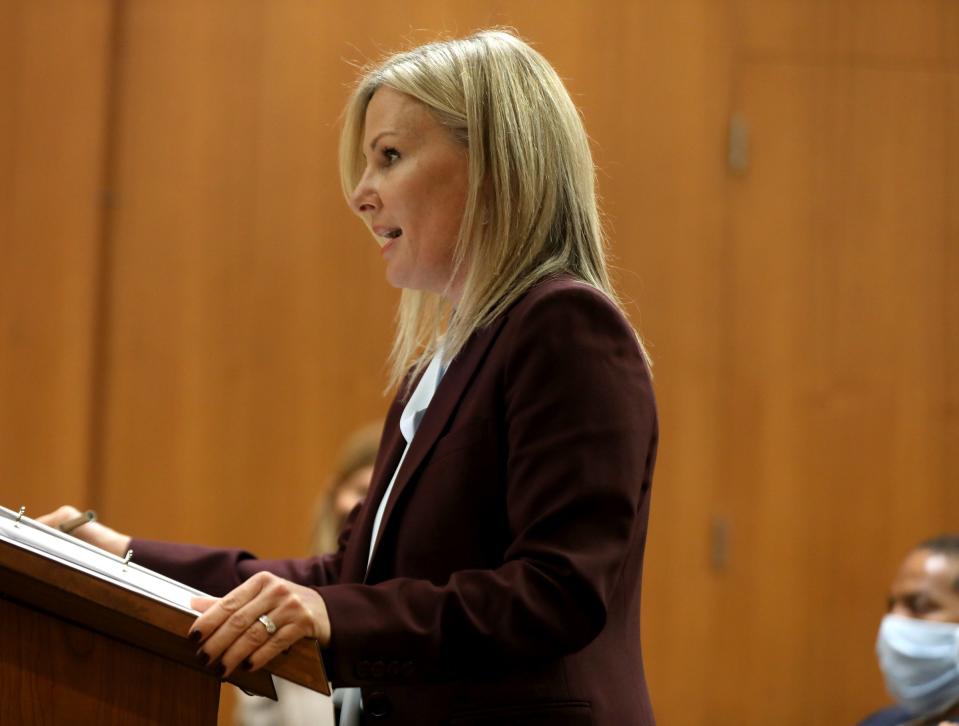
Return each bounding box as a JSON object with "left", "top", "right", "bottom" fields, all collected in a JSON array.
[{"left": 876, "top": 613, "right": 959, "bottom": 716}]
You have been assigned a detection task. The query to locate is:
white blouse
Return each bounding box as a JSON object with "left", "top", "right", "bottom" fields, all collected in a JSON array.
[
  {"left": 338, "top": 350, "right": 448, "bottom": 726},
  {"left": 367, "top": 349, "right": 448, "bottom": 569}
]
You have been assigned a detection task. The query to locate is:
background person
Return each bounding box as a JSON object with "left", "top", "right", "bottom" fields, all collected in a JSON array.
[
  {"left": 41, "top": 29, "right": 657, "bottom": 726},
  {"left": 859, "top": 534, "right": 959, "bottom": 726},
  {"left": 308, "top": 423, "right": 380, "bottom": 557}
]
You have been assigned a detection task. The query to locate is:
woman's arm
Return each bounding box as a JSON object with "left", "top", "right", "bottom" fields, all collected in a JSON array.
[{"left": 130, "top": 510, "right": 356, "bottom": 597}]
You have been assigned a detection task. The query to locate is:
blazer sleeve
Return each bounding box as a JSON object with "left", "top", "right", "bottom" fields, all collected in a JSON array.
[
  {"left": 131, "top": 503, "right": 362, "bottom": 596},
  {"left": 319, "top": 285, "right": 657, "bottom": 684}
]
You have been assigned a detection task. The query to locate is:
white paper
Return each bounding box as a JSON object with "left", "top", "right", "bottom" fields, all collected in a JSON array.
[{"left": 0, "top": 504, "right": 208, "bottom": 614}]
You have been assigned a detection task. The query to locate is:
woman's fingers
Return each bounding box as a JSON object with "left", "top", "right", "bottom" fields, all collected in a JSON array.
[
  {"left": 190, "top": 572, "right": 270, "bottom": 658},
  {"left": 190, "top": 596, "right": 217, "bottom": 613},
  {"left": 35, "top": 505, "right": 131, "bottom": 556},
  {"left": 189, "top": 572, "right": 329, "bottom": 677},
  {"left": 207, "top": 587, "right": 283, "bottom": 674},
  {"left": 35, "top": 505, "right": 82, "bottom": 528},
  {"left": 218, "top": 606, "right": 301, "bottom": 676}
]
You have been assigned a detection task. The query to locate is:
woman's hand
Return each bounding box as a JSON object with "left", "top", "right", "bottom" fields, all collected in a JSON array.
[
  {"left": 35, "top": 505, "right": 131, "bottom": 558},
  {"left": 189, "top": 571, "right": 331, "bottom": 677}
]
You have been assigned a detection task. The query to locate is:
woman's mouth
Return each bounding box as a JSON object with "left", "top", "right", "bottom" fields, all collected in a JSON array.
[{"left": 374, "top": 227, "right": 403, "bottom": 249}]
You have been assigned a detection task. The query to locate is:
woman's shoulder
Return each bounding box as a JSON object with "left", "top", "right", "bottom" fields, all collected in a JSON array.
[
  {"left": 509, "top": 274, "right": 627, "bottom": 322},
  {"left": 500, "top": 274, "right": 645, "bottom": 367}
]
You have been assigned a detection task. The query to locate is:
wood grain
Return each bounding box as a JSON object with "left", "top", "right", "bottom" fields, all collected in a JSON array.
[
  {"left": 0, "top": 0, "right": 111, "bottom": 514},
  {"left": 0, "top": 596, "right": 219, "bottom": 725}
]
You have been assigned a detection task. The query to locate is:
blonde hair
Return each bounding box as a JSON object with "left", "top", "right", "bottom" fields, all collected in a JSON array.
[{"left": 340, "top": 29, "right": 649, "bottom": 389}]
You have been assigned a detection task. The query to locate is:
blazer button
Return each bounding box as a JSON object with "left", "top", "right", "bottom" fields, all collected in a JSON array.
[
  {"left": 366, "top": 690, "right": 391, "bottom": 718},
  {"left": 371, "top": 660, "right": 385, "bottom": 679},
  {"left": 355, "top": 660, "right": 371, "bottom": 679}
]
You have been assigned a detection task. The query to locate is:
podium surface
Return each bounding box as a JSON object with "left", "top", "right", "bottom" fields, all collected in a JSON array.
[{"left": 0, "top": 508, "right": 328, "bottom": 725}]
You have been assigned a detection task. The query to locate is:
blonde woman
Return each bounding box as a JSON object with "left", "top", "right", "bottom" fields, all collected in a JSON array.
[{"left": 43, "top": 30, "right": 658, "bottom": 726}]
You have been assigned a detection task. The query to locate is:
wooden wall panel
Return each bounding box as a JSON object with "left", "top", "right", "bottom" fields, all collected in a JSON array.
[
  {"left": 948, "top": 72, "right": 959, "bottom": 507},
  {"left": 99, "top": 1, "right": 380, "bottom": 552},
  {"left": 739, "top": 0, "right": 952, "bottom": 65},
  {"left": 710, "top": 1, "right": 958, "bottom": 723},
  {"left": 593, "top": 4, "right": 732, "bottom": 723},
  {"left": 0, "top": 0, "right": 112, "bottom": 513}
]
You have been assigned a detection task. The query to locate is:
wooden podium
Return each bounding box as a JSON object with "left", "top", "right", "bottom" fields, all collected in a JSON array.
[{"left": 0, "top": 535, "right": 329, "bottom": 725}]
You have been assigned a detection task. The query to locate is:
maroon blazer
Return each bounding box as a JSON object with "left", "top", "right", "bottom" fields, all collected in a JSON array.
[{"left": 134, "top": 276, "right": 658, "bottom": 726}]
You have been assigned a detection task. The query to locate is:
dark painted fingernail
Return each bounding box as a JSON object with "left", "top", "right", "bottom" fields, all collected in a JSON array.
[
  {"left": 214, "top": 663, "right": 226, "bottom": 678},
  {"left": 188, "top": 629, "right": 202, "bottom": 643},
  {"left": 195, "top": 648, "right": 209, "bottom": 666},
  {"left": 241, "top": 659, "right": 253, "bottom": 671}
]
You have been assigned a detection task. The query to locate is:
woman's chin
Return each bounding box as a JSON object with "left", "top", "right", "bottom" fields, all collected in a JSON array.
[
  {"left": 384, "top": 266, "right": 423, "bottom": 292},
  {"left": 384, "top": 268, "right": 452, "bottom": 298},
  {"left": 384, "top": 270, "right": 408, "bottom": 290}
]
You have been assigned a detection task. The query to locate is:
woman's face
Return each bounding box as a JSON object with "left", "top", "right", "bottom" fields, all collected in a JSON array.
[{"left": 349, "top": 86, "right": 469, "bottom": 301}]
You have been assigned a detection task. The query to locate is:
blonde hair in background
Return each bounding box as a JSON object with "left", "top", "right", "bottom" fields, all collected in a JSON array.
[
  {"left": 310, "top": 422, "right": 381, "bottom": 555},
  {"left": 340, "top": 29, "right": 651, "bottom": 390}
]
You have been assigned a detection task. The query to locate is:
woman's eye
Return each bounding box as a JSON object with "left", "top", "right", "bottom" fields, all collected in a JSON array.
[{"left": 382, "top": 147, "right": 400, "bottom": 165}]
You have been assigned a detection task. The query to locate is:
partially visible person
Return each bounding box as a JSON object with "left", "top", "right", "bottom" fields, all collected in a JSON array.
[
  {"left": 235, "top": 423, "right": 380, "bottom": 726},
  {"left": 858, "top": 534, "right": 959, "bottom": 726},
  {"left": 309, "top": 423, "right": 380, "bottom": 556}
]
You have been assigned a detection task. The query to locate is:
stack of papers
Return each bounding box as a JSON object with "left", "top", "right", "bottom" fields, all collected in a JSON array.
[{"left": 0, "top": 504, "right": 206, "bottom": 613}]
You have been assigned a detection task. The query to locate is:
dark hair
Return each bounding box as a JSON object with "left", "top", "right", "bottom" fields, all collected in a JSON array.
[{"left": 918, "top": 534, "right": 959, "bottom": 591}]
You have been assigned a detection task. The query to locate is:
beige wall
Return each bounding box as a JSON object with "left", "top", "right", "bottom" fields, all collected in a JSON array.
[{"left": 1, "top": 2, "right": 956, "bottom": 724}]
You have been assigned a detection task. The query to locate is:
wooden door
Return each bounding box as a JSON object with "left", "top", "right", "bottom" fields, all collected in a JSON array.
[{"left": 697, "top": 2, "right": 959, "bottom": 723}]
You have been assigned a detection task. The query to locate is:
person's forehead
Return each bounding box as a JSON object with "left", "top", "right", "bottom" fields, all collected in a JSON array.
[
  {"left": 893, "top": 548, "right": 959, "bottom": 593},
  {"left": 363, "top": 87, "right": 429, "bottom": 141}
]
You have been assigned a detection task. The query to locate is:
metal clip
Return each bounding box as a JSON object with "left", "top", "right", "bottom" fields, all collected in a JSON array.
[
  {"left": 14, "top": 506, "right": 26, "bottom": 526},
  {"left": 122, "top": 549, "right": 134, "bottom": 567}
]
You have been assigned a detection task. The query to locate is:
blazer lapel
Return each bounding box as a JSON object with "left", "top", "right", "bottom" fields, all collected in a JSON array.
[
  {"left": 342, "top": 410, "right": 406, "bottom": 582},
  {"left": 364, "top": 317, "right": 509, "bottom": 576}
]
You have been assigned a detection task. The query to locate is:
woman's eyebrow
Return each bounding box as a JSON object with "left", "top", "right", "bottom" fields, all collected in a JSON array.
[{"left": 368, "top": 130, "right": 399, "bottom": 151}]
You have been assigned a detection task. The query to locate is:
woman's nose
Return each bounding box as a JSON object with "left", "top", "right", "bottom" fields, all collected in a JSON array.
[{"left": 349, "top": 173, "right": 379, "bottom": 215}]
